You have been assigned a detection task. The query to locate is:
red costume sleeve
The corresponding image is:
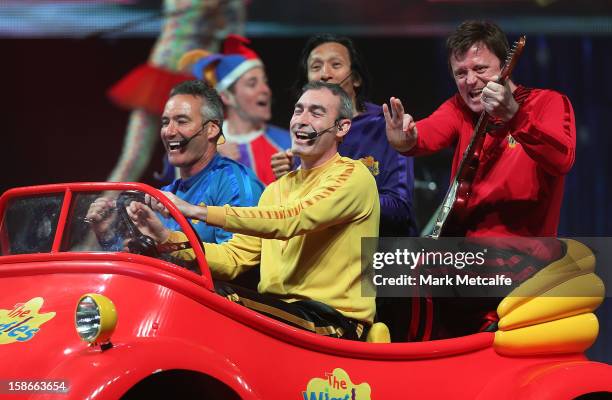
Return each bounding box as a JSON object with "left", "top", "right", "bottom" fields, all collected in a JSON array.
[
  {"left": 505, "top": 90, "right": 576, "bottom": 176},
  {"left": 406, "top": 96, "right": 465, "bottom": 157}
]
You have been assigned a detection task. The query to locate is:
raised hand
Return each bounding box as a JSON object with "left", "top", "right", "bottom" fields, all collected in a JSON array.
[
  {"left": 481, "top": 75, "right": 519, "bottom": 122},
  {"left": 383, "top": 97, "right": 418, "bottom": 153}
]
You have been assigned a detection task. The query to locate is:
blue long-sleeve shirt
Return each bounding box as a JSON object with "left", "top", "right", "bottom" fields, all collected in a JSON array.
[
  {"left": 161, "top": 153, "right": 265, "bottom": 243},
  {"left": 338, "top": 102, "right": 417, "bottom": 236}
]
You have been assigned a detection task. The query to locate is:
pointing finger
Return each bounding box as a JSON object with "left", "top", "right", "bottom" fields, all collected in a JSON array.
[
  {"left": 392, "top": 98, "right": 405, "bottom": 120},
  {"left": 382, "top": 103, "right": 392, "bottom": 123}
]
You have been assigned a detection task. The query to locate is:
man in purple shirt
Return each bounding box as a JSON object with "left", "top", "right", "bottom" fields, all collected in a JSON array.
[{"left": 272, "top": 34, "right": 417, "bottom": 236}]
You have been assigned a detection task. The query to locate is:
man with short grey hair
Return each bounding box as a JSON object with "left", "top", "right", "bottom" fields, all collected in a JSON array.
[
  {"left": 157, "top": 80, "right": 265, "bottom": 244},
  {"left": 88, "top": 80, "right": 264, "bottom": 245}
]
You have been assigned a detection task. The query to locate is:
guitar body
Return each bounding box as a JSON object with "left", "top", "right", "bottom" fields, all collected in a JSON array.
[
  {"left": 436, "top": 180, "right": 472, "bottom": 237},
  {"left": 453, "top": 180, "right": 472, "bottom": 219},
  {"left": 449, "top": 125, "right": 486, "bottom": 223}
]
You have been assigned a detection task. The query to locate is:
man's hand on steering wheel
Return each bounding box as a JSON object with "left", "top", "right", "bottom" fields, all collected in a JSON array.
[
  {"left": 85, "top": 197, "right": 117, "bottom": 239},
  {"left": 143, "top": 191, "right": 196, "bottom": 218},
  {"left": 144, "top": 193, "right": 171, "bottom": 218},
  {"left": 125, "top": 200, "right": 171, "bottom": 244}
]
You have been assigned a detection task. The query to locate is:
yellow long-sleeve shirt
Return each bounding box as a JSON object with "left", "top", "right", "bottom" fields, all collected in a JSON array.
[{"left": 172, "top": 153, "right": 380, "bottom": 323}]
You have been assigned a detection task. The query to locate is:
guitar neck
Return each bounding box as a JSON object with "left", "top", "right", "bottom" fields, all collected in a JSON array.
[{"left": 430, "top": 109, "right": 487, "bottom": 239}]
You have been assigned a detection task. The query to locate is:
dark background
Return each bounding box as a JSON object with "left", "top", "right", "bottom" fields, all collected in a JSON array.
[
  {"left": 2, "top": 0, "right": 611, "bottom": 363},
  {"left": 1, "top": 36, "right": 441, "bottom": 192},
  {"left": 3, "top": 35, "right": 610, "bottom": 234}
]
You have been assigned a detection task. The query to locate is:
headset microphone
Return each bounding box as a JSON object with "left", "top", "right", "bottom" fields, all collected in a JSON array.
[
  {"left": 176, "top": 125, "right": 205, "bottom": 148},
  {"left": 172, "top": 119, "right": 219, "bottom": 149},
  {"left": 337, "top": 71, "right": 353, "bottom": 86},
  {"left": 299, "top": 121, "right": 340, "bottom": 141},
  {"left": 318, "top": 71, "right": 352, "bottom": 90},
  {"left": 295, "top": 72, "right": 352, "bottom": 141}
]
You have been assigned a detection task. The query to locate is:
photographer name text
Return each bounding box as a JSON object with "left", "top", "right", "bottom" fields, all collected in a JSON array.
[{"left": 373, "top": 274, "right": 512, "bottom": 287}]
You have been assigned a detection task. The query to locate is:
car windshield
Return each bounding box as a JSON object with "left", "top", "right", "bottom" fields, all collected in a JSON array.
[
  {"left": 1, "top": 190, "right": 198, "bottom": 272},
  {"left": 62, "top": 190, "right": 146, "bottom": 252},
  {"left": 0, "top": 194, "right": 63, "bottom": 255}
]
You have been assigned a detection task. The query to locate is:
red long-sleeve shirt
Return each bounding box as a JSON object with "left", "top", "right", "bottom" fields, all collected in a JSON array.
[{"left": 405, "top": 86, "right": 576, "bottom": 238}]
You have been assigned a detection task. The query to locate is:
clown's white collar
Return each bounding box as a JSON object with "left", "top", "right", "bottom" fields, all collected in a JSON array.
[{"left": 221, "top": 121, "right": 265, "bottom": 144}]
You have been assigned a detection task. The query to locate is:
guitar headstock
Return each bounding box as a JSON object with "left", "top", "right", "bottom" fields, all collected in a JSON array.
[{"left": 500, "top": 35, "right": 526, "bottom": 82}]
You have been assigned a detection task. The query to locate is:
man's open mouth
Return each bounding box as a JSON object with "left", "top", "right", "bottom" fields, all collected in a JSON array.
[
  {"left": 294, "top": 131, "right": 313, "bottom": 140},
  {"left": 469, "top": 88, "right": 483, "bottom": 100},
  {"left": 167, "top": 141, "right": 183, "bottom": 151}
]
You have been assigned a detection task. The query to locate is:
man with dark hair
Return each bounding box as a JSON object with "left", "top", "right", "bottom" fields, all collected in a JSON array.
[
  {"left": 272, "top": 34, "right": 417, "bottom": 237},
  {"left": 293, "top": 34, "right": 372, "bottom": 114},
  {"left": 384, "top": 21, "right": 576, "bottom": 339},
  {"left": 128, "top": 82, "right": 380, "bottom": 340},
  {"left": 386, "top": 20, "right": 575, "bottom": 237},
  {"left": 445, "top": 20, "right": 509, "bottom": 73},
  {"left": 87, "top": 80, "right": 264, "bottom": 245}
]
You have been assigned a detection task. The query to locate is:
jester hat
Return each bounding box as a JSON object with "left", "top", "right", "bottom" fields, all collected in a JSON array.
[{"left": 179, "top": 34, "right": 263, "bottom": 92}]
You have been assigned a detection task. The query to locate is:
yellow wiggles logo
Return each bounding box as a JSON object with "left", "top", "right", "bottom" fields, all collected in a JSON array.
[
  {"left": 303, "top": 368, "right": 371, "bottom": 400},
  {"left": 507, "top": 134, "right": 517, "bottom": 148},
  {"left": 359, "top": 156, "right": 380, "bottom": 177},
  {"left": 0, "top": 297, "right": 56, "bottom": 344}
]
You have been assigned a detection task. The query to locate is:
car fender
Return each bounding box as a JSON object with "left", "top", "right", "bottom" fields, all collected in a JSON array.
[
  {"left": 475, "top": 359, "right": 612, "bottom": 400},
  {"left": 43, "top": 336, "right": 260, "bottom": 400}
]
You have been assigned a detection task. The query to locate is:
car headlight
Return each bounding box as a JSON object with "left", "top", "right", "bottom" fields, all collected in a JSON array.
[{"left": 75, "top": 294, "right": 117, "bottom": 346}]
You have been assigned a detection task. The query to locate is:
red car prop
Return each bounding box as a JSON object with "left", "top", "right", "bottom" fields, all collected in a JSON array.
[{"left": 1, "top": 182, "right": 611, "bottom": 399}]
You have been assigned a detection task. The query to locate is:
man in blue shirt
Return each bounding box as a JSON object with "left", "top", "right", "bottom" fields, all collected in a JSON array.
[
  {"left": 158, "top": 80, "right": 264, "bottom": 243},
  {"left": 272, "top": 34, "right": 417, "bottom": 237},
  {"left": 87, "top": 80, "right": 264, "bottom": 245}
]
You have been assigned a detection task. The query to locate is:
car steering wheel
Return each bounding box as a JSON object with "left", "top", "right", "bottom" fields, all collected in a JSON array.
[
  {"left": 115, "top": 190, "right": 201, "bottom": 274},
  {"left": 115, "top": 191, "right": 159, "bottom": 258}
]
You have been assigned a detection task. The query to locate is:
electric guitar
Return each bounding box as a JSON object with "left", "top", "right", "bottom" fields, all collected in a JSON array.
[{"left": 429, "top": 35, "right": 527, "bottom": 239}]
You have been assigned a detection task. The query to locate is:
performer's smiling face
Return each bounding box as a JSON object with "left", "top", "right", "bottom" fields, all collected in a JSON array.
[
  {"left": 161, "top": 94, "right": 218, "bottom": 176},
  {"left": 307, "top": 42, "right": 360, "bottom": 104},
  {"left": 450, "top": 42, "right": 502, "bottom": 113},
  {"left": 229, "top": 66, "right": 272, "bottom": 123},
  {"left": 290, "top": 88, "right": 348, "bottom": 169}
]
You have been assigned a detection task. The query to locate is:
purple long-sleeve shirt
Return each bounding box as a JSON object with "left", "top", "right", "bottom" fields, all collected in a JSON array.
[{"left": 338, "top": 102, "right": 417, "bottom": 236}]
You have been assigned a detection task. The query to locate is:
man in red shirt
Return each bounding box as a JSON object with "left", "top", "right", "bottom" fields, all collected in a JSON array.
[
  {"left": 385, "top": 20, "right": 576, "bottom": 238},
  {"left": 383, "top": 20, "right": 577, "bottom": 340}
]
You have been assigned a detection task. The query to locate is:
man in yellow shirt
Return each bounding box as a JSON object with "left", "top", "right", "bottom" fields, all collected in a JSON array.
[{"left": 130, "top": 81, "right": 380, "bottom": 340}]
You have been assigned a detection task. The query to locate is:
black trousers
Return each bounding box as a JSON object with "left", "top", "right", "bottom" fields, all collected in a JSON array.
[{"left": 215, "top": 282, "right": 369, "bottom": 341}]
